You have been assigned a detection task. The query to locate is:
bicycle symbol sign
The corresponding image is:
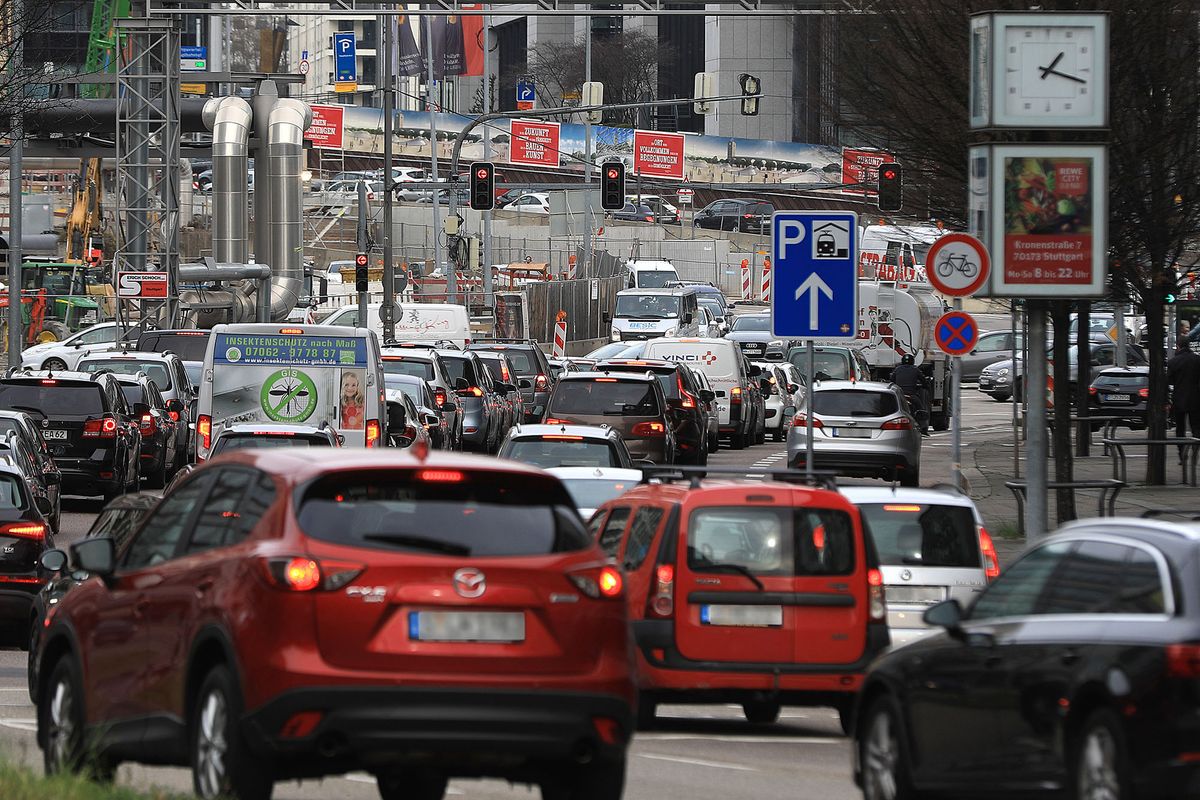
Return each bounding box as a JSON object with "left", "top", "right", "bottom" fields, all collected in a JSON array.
[{"left": 925, "top": 233, "right": 990, "bottom": 297}]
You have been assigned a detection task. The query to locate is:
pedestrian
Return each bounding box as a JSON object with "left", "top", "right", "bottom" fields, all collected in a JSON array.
[{"left": 1167, "top": 340, "right": 1200, "bottom": 453}]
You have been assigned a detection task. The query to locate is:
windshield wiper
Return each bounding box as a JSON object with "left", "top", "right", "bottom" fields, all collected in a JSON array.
[
  {"left": 690, "top": 551, "right": 765, "bottom": 590},
  {"left": 362, "top": 533, "right": 470, "bottom": 556}
]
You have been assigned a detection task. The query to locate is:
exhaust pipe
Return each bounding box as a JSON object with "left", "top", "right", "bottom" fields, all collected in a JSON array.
[{"left": 264, "top": 98, "right": 311, "bottom": 321}]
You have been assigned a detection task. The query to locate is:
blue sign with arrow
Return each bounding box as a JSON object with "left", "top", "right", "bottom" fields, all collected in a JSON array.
[
  {"left": 771, "top": 211, "right": 858, "bottom": 340},
  {"left": 333, "top": 32, "right": 357, "bottom": 86},
  {"left": 516, "top": 81, "right": 536, "bottom": 103}
]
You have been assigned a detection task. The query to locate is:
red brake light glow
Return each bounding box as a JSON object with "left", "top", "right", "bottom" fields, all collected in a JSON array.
[
  {"left": 279, "top": 328, "right": 304, "bottom": 335},
  {"left": 198, "top": 414, "right": 212, "bottom": 451},
  {"left": 83, "top": 416, "right": 118, "bottom": 438},
  {"left": 979, "top": 526, "right": 1001, "bottom": 580},
  {"left": 1089, "top": 386, "right": 1098, "bottom": 396},
  {"left": 434, "top": 389, "right": 447, "bottom": 407},
  {"left": 418, "top": 469, "right": 464, "bottom": 482},
  {"left": 285, "top": 558, "right": 321, "bottom": 591},
  {"left": 543, "top": 435, "right": 584, "bottom": 441},
  {"left": 792, "top": 413, "right": 823, "bottom": 429},
  {"left": 0, "top": 522, "right": 45, "bottom": 541},
  {"left": 882, "top": 504, "right": 922, "bottom": 512},
  {"left": 598, "top": 566, "right": 623, "bottom": 597},
  {"left": 1139, "top": 387, "right": 1150, "bottom": 398},
  {"left": 867, "top": 568, "right": 883, "bottom": 587},
  {"left": 544, "top": 418, "right": 570, "bottom": 425},
  {"left": 365, "top": 419, "right": 381, "bottom": 448},
  {"left": 1167, "top": 644, "right": 1200, "bottom": 678},
  {"left": 867, "top": 567, "right": 886, "bottom": 621},
  {"left": 882, "top": 418, "right": 913, "bottom": 430},
  {"left": 40, "top": 380, "right": 57, "bottom": 386},
  {"left": 632, "top": 421, "right": 666, "bottom": 437}
]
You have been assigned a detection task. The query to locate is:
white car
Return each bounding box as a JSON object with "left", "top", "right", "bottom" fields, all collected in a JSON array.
[
  {"left": 546, "top": 466, "right": 643, "bottom": 520},
  {"left": 754, "top": 361, "right": 804, "bottom": 442},
  {"left": 312, "top": 179, "right": 383, "bottom": 211},
  {"left": 504, "top": 192, "right": 551, "bottom": 215},
  {"left": 20, "top": 322, "right": 122, "bottom": 370}
]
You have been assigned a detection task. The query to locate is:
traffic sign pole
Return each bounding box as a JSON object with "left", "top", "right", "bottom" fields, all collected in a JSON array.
[{"left": 951, "top": 298, "right": 962, "bottom": 491}]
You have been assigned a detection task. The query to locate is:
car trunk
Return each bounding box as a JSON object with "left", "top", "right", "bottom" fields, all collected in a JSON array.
[
  {"left": 672, "top": 496, "right": 867, "bottom": 665},
  {"left": 0, "top": 381, "right": 111, "bottom": 461},
  {"left": 0, "top": 480, "right": 42, "bottom": 578},
  {"left": 811, "top": 389, "right": 901, "bottom": 442},
  {"left": 1092, "top": 373, "right": 1147, "bottom": 409}
]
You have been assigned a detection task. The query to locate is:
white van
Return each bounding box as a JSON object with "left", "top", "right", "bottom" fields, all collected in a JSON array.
[
  {"left": 609, "top": 288, "right": 701, "bottom": 342},
  {"left": 643, "top": 337, "right": 755, "bottom": 445},
  {"left": 322, "top": 302, "right": 472, "bottom": 348},
  {"left": 623, "top": 260, "right": 680, "bottom": 289}
]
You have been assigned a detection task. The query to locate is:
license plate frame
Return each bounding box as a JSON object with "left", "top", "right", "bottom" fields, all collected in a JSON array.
[
  {"left": 831, "top": 427, "right": 873, "bottom": 438},
  {"left": 41, "top": 430, "right": 68, "bottom": 441},
  {"left": 409, "top": 610, "right": 525, "bottom": 643},
  {"left": 701, "top": 604, "right": 783, "bottom": 627},
  {"left": 1102, "top": 394, "right": 1132, "bottom": 402},
  {"left": 885, "top": 585, "right": 948, "bottom": 605}
]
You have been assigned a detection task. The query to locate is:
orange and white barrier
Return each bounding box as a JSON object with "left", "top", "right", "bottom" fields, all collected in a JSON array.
[
  {"left": 552, "top": 310, "right": 567, "bottom": 357},
  {"left": 567, "top": 254, "right": 577, "bottom": 281},
  {"left": 740, "top": 259, "right": 751, "bottom": 300},
  {"left": 760, "top": 256, "right": 772, "bottom": 303}
]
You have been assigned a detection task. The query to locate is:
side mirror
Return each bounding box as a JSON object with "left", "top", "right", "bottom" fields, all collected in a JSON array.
[
  {"left": 518, "top": 378, "right": 533, "bottom": 390},
  {"left": 165, "top": 399, "right": 185, "bottom": 414},
  {"left": 699, "top": 389, "right": 716, "bottom": 402},
  {"left": 760, "top": 378, "right": 772, "bottom": 392},
  {"left": 423, "top": 412, "right": 440, "bottom": 426},
  {"left": 922, "top": 599, "right": 965, "bottom": 637},
  {"left": 497, "top": 382, "right": 517, "bottom": 394},
  {"left": 71, "top": 537, "right": 116, "bottom": 578},
  {"left": 440, "top": 400, "right": 458, "bottom": 412},
  {"left": 455, "top": 377, "right": 469, "bottom": 390},
  {"left": 634, "top": 459, "right": 656, "bottom": 468},
  {"left": 35, "top": 495, "right": 54, "bottom": 517},
  {"left": 40, "top": 548, "right": 67, "bottom": 572},
  {"left": 749, "top": 364, "right": 762, "bottom": 377}
]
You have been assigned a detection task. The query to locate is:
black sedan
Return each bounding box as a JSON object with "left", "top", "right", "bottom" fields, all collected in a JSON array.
[
  {"left": 692, "top": 198, "right": 774, "bottom": 234},
  {"left": 612, "top": 202, "right": 676, "bottom": 225},
  {"left": 1090, "top": 366, "right": 1151, "bottom": 429},
  {"left": 853, "top": 517, "right": 1200, "bottom": 800},
  {"left": 114, "top": 374, "right": 180, "bottom": 489}
]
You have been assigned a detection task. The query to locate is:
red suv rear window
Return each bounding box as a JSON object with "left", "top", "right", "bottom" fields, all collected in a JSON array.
[
  {"left": 687, "top": 507, "right": 856, "bottom": 576},
  {"left": 297, "top": 470, "right": 590, "bottom": 556}
]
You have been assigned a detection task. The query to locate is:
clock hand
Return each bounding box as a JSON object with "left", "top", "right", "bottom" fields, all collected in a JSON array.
[
  {"left": 1038, "top": 52, "right": 1065, "bottom": 79},
  {"left": 1046, "top": 68, "right": 1088, "bottom": 84}
]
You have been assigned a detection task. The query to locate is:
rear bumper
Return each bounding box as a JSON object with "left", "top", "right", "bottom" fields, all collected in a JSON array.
[
  {"left": 241, "top": 687, "right": 633, "bottom": 778},
  {"left": 0, "top": 586, "right": 37, "bottom": 626},
  {"left": 788, "top": 449, "right": 917, "bottom": 479},
  {"left": 625, "top": 438, "right": 671, "bottom": 463},
  {"left": 56, "top": 458, "right": 123, "bottom": 495}
]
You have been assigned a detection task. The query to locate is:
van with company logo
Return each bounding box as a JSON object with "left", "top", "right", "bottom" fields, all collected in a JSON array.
[
  {"left": 322, "top": 302, "right": 472, "bottom": 348},
  {"left": 642, "top": 337, "right": 758, "bottom": 449},
  {"left": 608, "top": 288, "right": 701, "bottom": 342},
  {"left": 622, "top": 260, "right": 681, "bottom": 289}
]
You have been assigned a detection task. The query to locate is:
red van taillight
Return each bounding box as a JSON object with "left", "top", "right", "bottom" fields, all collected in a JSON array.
[
  {"left": 649, "top": 563, "right": 675, "bottom": 618},
  {"left": 366, "top": 419, "right": 381, "bottom": 447},
  {"left": 198, "top": 414, "right": 212, "bottom": 451},
  {"left": 82, "top": 416, "right": 118, "bottom": 438},
  {"left": 631, "top": 421, "right": 666, "bottom": 437},
  {"left": 258, "top": 556, "right": 364, "bottom": 592},
  {"left": 569, "top": 565, "right": 624, "bottom": 599},
  {"left": 868, "top": 568, "right": 886, "bottom": 621},
  {"left": 730, "top": 387, "right": 743, "bottom": 404},
  {"left": 978, "top": 526, "right": 1001, "bottom": 580},
  {"left": 0, "top": 522, "right": 45, "bottom": 541}
]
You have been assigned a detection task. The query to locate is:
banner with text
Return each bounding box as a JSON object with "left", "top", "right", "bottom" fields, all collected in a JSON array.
[
  {"left": 633, "top": 130, "right": 685, "bottom": 181},
  {"left": 841, "top": 148, "right": 894, "bottom": 196},
  {"left": 304, "top": 105, "right": 345, "bottom": 149},
  {"left": 508, "top": 119, "right": 561, "bottom": 167}
]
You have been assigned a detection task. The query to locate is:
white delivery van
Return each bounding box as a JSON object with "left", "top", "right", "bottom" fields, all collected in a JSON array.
[
  {"left": 608, "top": 288, "right": 700, "bottom": 342},
  {"left": 623, "top": 260, "right": 680, "bottom": 289},
  {"left": 322, "top": 302, "right": 472, "bottom": 348},
  {"left": 196, "top": 323, "right": 389, "bottom": 459},
  {"left": 643, "top": 337, "right": 755, "bottom": 446}
]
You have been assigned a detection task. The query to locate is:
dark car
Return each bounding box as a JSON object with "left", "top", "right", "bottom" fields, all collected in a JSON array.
[
  {"left": 113, "top": 374, "right": 180, "bottom": 489},
  {"left": 0, "top": 410, "right": 62, "bottom": 532},
  {"left": 33, "top": 451, "right": 634, "bottom": 799},
  {"left": 0, "top": 463, "right": 56, "bottom": 646},
  {"left": 437, "top": 350, "right": 504, "bottom": 453},
  {"left": 1090, "top": 365, "right": 1152, "bottom": 429},
  {"left": 0, "top": 371, "right": 140, "bottom": 499},
  {"left": 612, "top": 202, "right": 676, "bottom": 225},
  {"left": 692, "top": 199, "right": 774, "bottom": 234},
  {"left": 596, "top": 359, "right": 714, "bottom": 465},
  {"left": 210, "top": 423, "right": 341, "bottom": 456},
  {"left": 0, "top": 432, "right": 61, "bottom": 538},
  {"left": 545, "top": 372, "right": 676, "bottom": 464},
  {"left": 380, "top": 348, "right": 463, "bottom": 450},
  {"left": 474, "top": 351, "right": 524, "bottom": 432},
  {"left": 383, "top": 373, "right": 450, "bottom": 449},
  {"left": 469, "top": 340, "right": 555, "bottom": 423},
  {"left": 853, "top": 517, "right": 1200, "bottom": 800}
]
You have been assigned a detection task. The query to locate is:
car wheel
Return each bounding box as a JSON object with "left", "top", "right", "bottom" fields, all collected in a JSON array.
[
  {"left": 755, "top": 422, "right": 766, "bottom": 445},
  {"left": 541, "top": 758, "right": 626, "bottom": 800},
  {"left": 729, "top": 432, "right": 745, "bottom": 450},
  {"left": 859, "top": 695, "right": 917, "bottom": 800},
  {"left": 773, "top": 424, "right": 786, "bottom": 443},
  {"left": 191, "top": 665, "right": 273, "bottom": 800},
  {"left": 636, "top": 695, "right": 657, "bottom": 730},
  {"left": 1070, "top": 709, "right": 1129, "bottom": 800},
  {"left": 992, "top": 393, "right": 1011, "bottom": 403},
  {"left": 742, "top": 701, "right": 780, "bottom": 724},
  {"left": 377, "top": 769, "right": 448, "bottom": 800},
  {"left": 146, "top": 454, "right": 168, "bottom": 490},
  {"left": 40, "top": 656, "right": 114, "bottom": 780},
  {"left": 41, "top": 357, "right": 69, "bottom": 371}
]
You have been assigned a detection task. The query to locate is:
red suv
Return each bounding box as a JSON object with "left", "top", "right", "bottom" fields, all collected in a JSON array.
[
  {"left": 590, "top": 467, "right": 888, "bottom": 734},
  {"left": 33, "top": 451, "right": 634, "bottom": 800}
]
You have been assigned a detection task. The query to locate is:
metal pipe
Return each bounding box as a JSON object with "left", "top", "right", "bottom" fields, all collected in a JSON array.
[
  {"left": 264, "top": 97, "right": 311, "bottom": 321},
  {"left": 8, "top": 98, "right": 23, "bottom": 366},
  {"left": 425, "top": 15, "right": 442, "bottom": 294},
  {"left": 481, "top": 10, "right": 494, "bottom": 311},
  {"left": 582, "top": 20, "right": 592, "bottom": 281},
  {"left": 382, "top": 13, "right": 396, "bottom": 341},
  {"left": 1026, "top": 304, "right": 1048, "bottom": 539},
  {"left": 22, "top": 98, "right": 211, "bottom": 135},
  {"left": 201, "top": 96, "right": 252, "bottom": 264}
]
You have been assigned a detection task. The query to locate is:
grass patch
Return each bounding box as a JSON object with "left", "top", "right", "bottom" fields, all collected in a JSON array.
[
  {"left": 0, "top": 759, "right": 188, "bottom": 800},
  {"left": 993, "top": 521, "right": 1024, "bottom": 540}
]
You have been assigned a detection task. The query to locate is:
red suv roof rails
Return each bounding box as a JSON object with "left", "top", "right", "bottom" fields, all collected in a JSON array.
[{"left": 638, "top": 465, "right": 840, "bottom": 491}]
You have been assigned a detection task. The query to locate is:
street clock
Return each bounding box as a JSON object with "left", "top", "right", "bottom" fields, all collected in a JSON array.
[{"left": 970, "top": 12, "right": 1108, "bottom": 129}]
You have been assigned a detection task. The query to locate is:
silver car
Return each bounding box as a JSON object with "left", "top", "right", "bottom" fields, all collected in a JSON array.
[
  {"left": 839, "top": 486, "right": 997, "bottom": 646},
  {"left": 786, "top": 380, "right": 922, "bottom": 486}
]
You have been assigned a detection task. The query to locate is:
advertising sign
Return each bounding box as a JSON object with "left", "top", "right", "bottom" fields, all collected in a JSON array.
[
  {"left": 213, "top": 333, "right": 367, "bottom": 367},
  {"left": 333, "top": 32, "right": 357, "bottom": 93},
  {"left": 633, "top": 130, "right": 685, "bottom": 181},
  {"left": 985, "top": 144, "right": 1107, "bottom": 297},
  {"left": 116, "top": 272, "right": 168, "bottom": 299},
  {"left": 841, "top": 148, "right": 894, "bottom": 196},
  {"left": 508, "top": 119, "right": 560, "bottom": 167},
  {"left": 304, "top": 105, "right": 345, "bottom": 150}
]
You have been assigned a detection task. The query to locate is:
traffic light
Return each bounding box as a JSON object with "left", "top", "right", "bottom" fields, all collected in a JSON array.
[
  {"left": 601, "top": 162, "right": 625, "bottom": 211},
  {"left": 355, "top": 252, "right": 369, "bottom": 293},
  {"left": 1163, "top": 267, "right": 1179, "bottom": 305},
  {"left": 738, "top": 73, "right": 760, "bottom": 116},
  {"left": 469, "top": 162, "right": 495, "bottom": 211},
  {"left": 877, "top": 163, "right": 903, "bottom": 213}
]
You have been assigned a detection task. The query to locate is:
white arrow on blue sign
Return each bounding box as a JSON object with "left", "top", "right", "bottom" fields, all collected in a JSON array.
[
  {"left": 516, "top": 81, "right": 536, "bottom": 102},
  {"left": 770, "top": 211, "right": 858, "bottom": 340}
]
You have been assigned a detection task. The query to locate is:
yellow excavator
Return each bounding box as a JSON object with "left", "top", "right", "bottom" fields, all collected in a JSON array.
[{"left": 65, "top": 158, "right": 103, "bottom": 265}]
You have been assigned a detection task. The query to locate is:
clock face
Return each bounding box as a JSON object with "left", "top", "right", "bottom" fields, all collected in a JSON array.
[{"left": 1004, "top": 25, "right": 1096, "bottom": 118}]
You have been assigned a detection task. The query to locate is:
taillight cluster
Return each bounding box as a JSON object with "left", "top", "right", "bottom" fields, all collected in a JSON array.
[
  {"left": 631, "top": 421, "right": 666, "bottom": 437},
  {"left": 366, "top": 419, "right": 381, "bottom": 448},
  {"left": 82, "top": 416, "right": 118, "bottom": 438},
  {"left": 978, "top": 526, "right": 1001, "bottom": 580},
  {"left": 568, "top": 565, "right": 623, "bottom": 599},
  {"left": 259, "top": 556, "right": 364, "bottom": 592},
  {"left": 1166, "top": 644, "right": 1200, "bottom": 678},
  {"left": 434, "top": 389, "right": 447, "bottom": 407},
  {"left": 867, "top": 568, "right": 886, "bottom": 621},
  {"left": 0, "top": 522, "right": 45, "bottom": 541},
  {"left": 792, "top": 413, "right": 823, "bottom": 429},
  {"left": 197, "top": 414, "right": 212, "bottom": 452},
  {"left": 458, "top": 386, "right": 485, "bottom": 398},
  {"left": 139, "top": 413, "right": 157, "bottom": 437},
  {"left": 534, "top": 374, "right": 549, "bottom": 391},
  {"left": 544, "top": 417, "right": 570, "bottom": 425},
  {"left": 648, "top": 563, "right": 675, "bottom": 618},
  {"left": 881, "top": 417, "right": 912, "bottom": 431},
  {"left": 730, "top": 387, "right": 743, "bottom": 404},
  {"left": 678, "top": 375, "right": 696, "bottom": 409}
]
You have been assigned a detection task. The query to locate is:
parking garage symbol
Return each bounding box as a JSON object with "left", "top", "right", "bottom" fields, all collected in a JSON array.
[{"left": 812, "top": 221, "right": 850, "bottom": 260}]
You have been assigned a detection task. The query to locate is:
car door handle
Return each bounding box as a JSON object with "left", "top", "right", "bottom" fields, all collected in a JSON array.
[{"left": 133, "top": 598, "right": 149, "bottom": 619}]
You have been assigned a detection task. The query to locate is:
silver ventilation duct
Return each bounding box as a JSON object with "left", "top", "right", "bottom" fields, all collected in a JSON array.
[
  {"left": 202, "top": 96, "right": 253, "bottom": 264},
  {"left": 264, "top": 98, "right": 311, "bottom": 321}
]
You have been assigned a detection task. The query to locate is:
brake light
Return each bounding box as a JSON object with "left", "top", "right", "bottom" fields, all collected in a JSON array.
[
  {"left": 544, "top": 417, "right": 570, "bottom": 425},
  {"left": 535, "top": 374, "right": 548, "bottom": 390},
  {"left": 259, "top": 556, "right": 364, "bottom": 592},
  {"left": 631, "top": 421, "right": 666, "bottom": 437},
  {"left": 649, "top": 563, "right": 675, "bottom": 618},
  {"left": 867, "top": 567, "right": 886, "bottom": 621},
  {"left": 882, "top": 504, "right": 922, "bottom": 512},
  {"left": 1139, "top": 387, "right": 1150, "bottom": 398},
  {"left": 731, "top": 386, "right": 743, "bottom": 404},
  {"left": 285, "top": 558, "right": 321, "bottom": 591},
  {"left": 1089, "top": 386, "right": 1098, "bottom": 396},
  {"left": 168, "top": 409, "right": 181, "bottom": 422},
  {"left": 40, "top": 380, "right": 57, "bottom": 386},
  {"left": 678, "top": 375, "right": 696, "bottom": 408},
  {"left": 978, "top": 526, "right": 1001, "bottom": 580},
  {"left": 463, "top": 386, "right": 485, "bottom": 397},
  {"left": 365, "top": 419, "right": 381, "bottom": 448},
  {"left": 1167, "top": 644, "right": 1200, "bottom": 678},
  {"left": 279, "top": 328, "right": 304, "bottom": 334},
  {"left": 792, "top": 413, "right": 823, "bottom": 429},
  {"left": 198, "top": 414, "right": 212, "bottom": 451},
  {"left": 543, "top": 435, "right": 584, "bottom": 441},
  {"left": 434, "top": 389, "right": 447, "bottom": 407},
  {"left": 82, "top": 416, "right": 118, "bottom": 438},
  {"left": 882, "top": 417, "right": 912, "bottom": 430},
  {"left": 418, "top": 469, "right": 464, "bottom": 482},
  {"left": 569, "top": 565, "right": 624, "bottom": 599},
  {"left": 645, "top": 215, "right": 654, "bottom": 222},
  {"left": 139, "top": 413, "right": 157, "bottom": 436},
  {"left": 595, "top": 378, "right": 618, "bottom": 382},
  {"left": 743, "top": 213, "right": 754, "bottom": 218},
  {"left": 0, "top": 522, "right": 45, "bottom": 541}
]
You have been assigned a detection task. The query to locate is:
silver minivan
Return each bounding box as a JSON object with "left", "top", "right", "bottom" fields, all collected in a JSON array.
[{"left": 840, "top": 486, "right": 997, "bottom": 646}]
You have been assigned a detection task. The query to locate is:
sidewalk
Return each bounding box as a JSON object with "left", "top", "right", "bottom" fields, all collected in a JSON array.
[{"left": 963, "top": 427, "right": 1197, "bottom": 562}]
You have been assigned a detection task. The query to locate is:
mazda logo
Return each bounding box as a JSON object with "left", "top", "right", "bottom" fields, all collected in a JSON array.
[
  {"left": 453, "top": 567, "right": 486, "bottom": 598},
  {"left": 900, "top": 569, "right": 912, "bottom": 581}
]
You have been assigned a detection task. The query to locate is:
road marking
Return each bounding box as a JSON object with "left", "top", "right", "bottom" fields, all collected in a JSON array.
[
  {"left": 0, "top": 718, "right": 37, "bottom": 732},
  {"left": 640, "top": 733, "right": 840, "bottom": 745},
  {"left": 343, "top": 774, "right": 462, "bottom": 794},
  {"left": 638, "top": 752, "right": 758, "bottom": 771}
]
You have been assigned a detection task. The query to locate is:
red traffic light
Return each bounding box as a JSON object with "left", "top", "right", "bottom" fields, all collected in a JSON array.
[
  {"left": 355, "top": 253, "right": 368, "bottom": 267},
  {"left": 882, "top": 168, "right": 897, "bottom": 181},
  {"left": 475, "top": 167, "right": 490, "bottom": 179},
  {"left": 606, "top": 168, "right": 619, "bottom": 180}
]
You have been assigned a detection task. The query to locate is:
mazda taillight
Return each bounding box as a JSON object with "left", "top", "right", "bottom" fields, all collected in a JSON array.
[
  {"left": 792, "top": 413, "right": 823, "bottom": 429},
  {"left": 632, "top": 421, "right": 666, "bottom": 437},
  {"left": 365, "top": 419, "right": 381, "bottom": 448},
  {"left": 258, "top": 556, "right": 364, "bottom": 592},
  {"left": 881, "top": 417, "right": 912, "bottom": 431},
  {"left": 198, "top": 414, "right": 212, "bottom": 451},
  {"left": 569, "top": 565, "right": 624, "bottom": 599},
  {"left": 978, "top": 526, "right": 1000, "bottom": 580},
  {"left": 82, "top": 416, "right": 118, "bottom": 438},
  {"left": 0, "top": 522, "right": 45, "bottom": 541},
  {"left": 648, "top": 563, "right": 675, "bottom": 618},
  {"left": 868, "top": 567, "right": 886, "bottom": 621}
]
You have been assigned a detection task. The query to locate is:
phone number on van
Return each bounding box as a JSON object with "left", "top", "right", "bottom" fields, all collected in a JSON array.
[{"left": 214, "top": 334, "right": 367, "bottom": 367}]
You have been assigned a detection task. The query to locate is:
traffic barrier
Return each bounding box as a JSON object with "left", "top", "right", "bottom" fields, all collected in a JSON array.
[
  {"left": 760, "top": 256, "right": 772, "bottom": 303},
  {"left": 567, "top": 254, "right": 577, "bottom": 281},
  {"left": 740, "top": 259, "right": 751, "bottom": 300},
  {"left": 552, "top": 310, "right": 567, "bottom": 357}
]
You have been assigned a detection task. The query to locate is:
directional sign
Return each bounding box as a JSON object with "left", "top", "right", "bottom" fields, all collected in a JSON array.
[
  {"left": 935, "top": 310, "right": 979, "bottom": 356},
  {"left": 333, "top": 33, "right": 357, "bottom": 93},
  {"left": 771, "top": 211, "right": 858, "bottom": 340},
  {"left": 926, "top": 232, "right": 990, "bottom": 297},
  {"left": 516, "top": 80, "right": 535, "bottom": 111}
]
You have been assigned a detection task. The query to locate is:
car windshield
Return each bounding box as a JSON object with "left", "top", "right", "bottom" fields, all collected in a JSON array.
[
  {"left": 687, "top": 507, "right": 856, "bottom": 576},
  {"left": 476, "top": 347, "right": 535, "bottom": 374},
  {"left": 789, "top": 350, "right": 851, "bottom": 380},
  {"left": 812, "top": 390, "right": 898, "bottom": 417},
  {"left": 184, "top": 362, "right": 202, "bottom": 388},
  {"left": 731, "top": 316, "right": 771, "bottom": 332},
  {"left": 0, "top": 382, "right": 105, "bottom": 416},
  {"left": 550, "top": 380, "right": 660, "bottom": 416},
  {"left": 698, "top": 298, "right": 724, "bottom": 317},
  {"left": 382, "top": 358, "right": 434, "bottom": 380},
  {"left": 857, "top": 503, "right": 981, "bottom": 569},
  {"left": 636, "top": 271, "right": 677, "bottom": 288},
  {"left": 560, "top": 478, "right": 637, "bottom": 511},
  {"left": 505, "top": 439, "right": 619, "bottom": 468},
  {"left": 296, "top": 470, "right": 589, "bottom": 556},
  {"left": 80, "top": 360, "right": 172, "bottom": 390},
  {"left": 615, "top": 294, "right": 681, "bottom": 319},
  {"left": 211, "top": 433, "right": 330, "bottom": 455}
]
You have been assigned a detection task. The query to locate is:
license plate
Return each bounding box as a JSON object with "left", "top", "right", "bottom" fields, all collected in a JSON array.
[
  {"left": 979, "top": 379, "right": 993, "bottom": 388},
  {"left": 701, "top": 604, "right": 783, "bottom": 627},
  {"left": 885, "top": 586, "right": 947, "bottom": 605},
  {"left": 42, "top": 430, "right": 67, "bottom": 440},
  {"left": 1103, "top": 394, "right": 1131, "bottom": 402},
  {"left": 832, "top": 427, "right": 872, "bottom": 438},
  {"left": 409, "top": 611, "right": 525, "bottom": 642}
]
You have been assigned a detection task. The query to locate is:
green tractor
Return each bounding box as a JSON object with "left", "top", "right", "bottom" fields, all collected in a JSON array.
[{"left": 0, "top": 261, "right": 111, "bottom": 348}]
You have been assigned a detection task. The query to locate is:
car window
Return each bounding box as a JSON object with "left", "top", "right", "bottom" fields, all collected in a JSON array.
[
  {"left": 505, "top": 438, "right": 620, "bottom": 469},
  {"left": 974, "top": 334, "right": 1010, "bottom": 353},
  {"left": 812, "top": 390, "right": 898, "bottom": 417},
  {"left": 687, "top": 507, "right": 855, "bottom": 576},
  {"left": 186, "top": 470, "right": 275, "bottom": 553},
  {"left": 597, "top": 507, "right": 631, "bottom": 557},
  {"left": 440, "top": 356, "right": 480, "bottom": 387},
  {"left": 80, "top": 359, "right": 172, "bottom": 390},
  {"left": 623, "top": 507, "right": 664, "bottom": 569},
  {"left": 587, "top": 510, "right": 608, "bottom": 540},
  {"left": 90, "top": 506, "right": 150, "bottom": 552},
  {"left": 0, "top": 474, "right": 28, "bottom": 509},
  {"left": 550, "top": 380, "right": 661, "bottom": 416},
  {"left": 77, "top": 326, "right": 117, "bottom": 345},
  {"left": 1036, "top": 541, "right": 1167, "bottom": 615},
  {"left": 0, "top": 382, "right": 105, "bottom": 416},
  {"left": 382, "top": 357, "right": 435, "bottom": 381},
  {"left": 857, "top": 503, "right": 981, "bottom": 568},
  {"left": 123, "top": 473, "right": 213, "bottom": 569},
  {"left": 969, "top": 540, "right": 1072, "bottom": 620}
]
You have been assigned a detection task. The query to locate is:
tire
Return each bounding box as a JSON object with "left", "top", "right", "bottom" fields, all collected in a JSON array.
[
  {"left": 729, "top": 431, "right": 745, "bottom": 450},
  {"left": 41, "top": 357, "right": 69, "bottom": 371},
  {"left": 755, "top": 421, "right": 766, "bottom": 445},
  {"left": 859, "top": 695, "right": 918, "bottom": 800},
  {"left": 992, "top": 393, "right": 1011, "bottom": 403},
  {"left": 1069, "top": 708, "right": 1130, "bottom": 800},
  {"left": 377, "top": 769, "right": 447, "bottom": 800},
  {"left": 742, "top": 700, "right": 780, "bottom": 724},
  {"left": 40, "top": 656, "right": 114, "bottom": 781},
  {"left": 36, "top": 321, "right": 71, "bottom": 343},
  {"left": 541, "top": 758, "right": 626, "bottom": 800},
  {"left": 636, "top": 695, "right": 658, "bottom": 730},
  {"left": 145, "top": 453, "right": 168, "bottom": 490},
  {"left": 695, "top": 445, "right": 709, "bottom": 466},
  {"left": 190, "top": 665, "right": 273, "bottom": 800}
]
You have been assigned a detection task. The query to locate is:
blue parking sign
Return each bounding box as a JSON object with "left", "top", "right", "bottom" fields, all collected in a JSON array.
[
  {"left": 771, "top": 211, "right": 858, "bottom": 340},
  {"left": 333, "top": 33, "right": 357, "bottom": 84}
]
